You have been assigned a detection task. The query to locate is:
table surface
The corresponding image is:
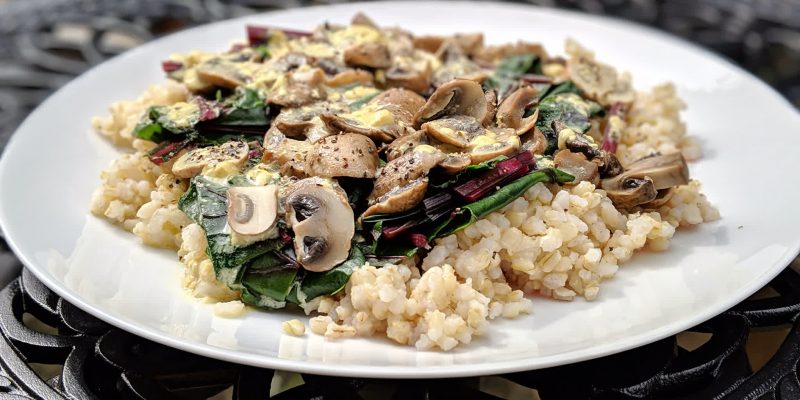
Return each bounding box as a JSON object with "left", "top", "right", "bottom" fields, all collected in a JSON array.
[{"left": 1, "top": 0, "right": 800, "bottom": 399}]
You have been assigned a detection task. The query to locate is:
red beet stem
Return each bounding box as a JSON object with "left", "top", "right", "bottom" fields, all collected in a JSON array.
[
  {"left": 148, "top": 140, "right": 190, "bottom": 165},
  {"left": 409, "top": 233, "right": 430, "bottom": 250},
  {"left": 454, "top": 158, "right": 527, "bottom": 202},
  {"left": 601, "top": 102, "right": 624, "bottom": 153},
  {"left": 161, "top": 60, "right": 183, "bottom": 73}
]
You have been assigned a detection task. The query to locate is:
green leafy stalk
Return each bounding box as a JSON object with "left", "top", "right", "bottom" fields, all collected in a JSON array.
[
  {"left": 484, "top": 53, "right": 540, "bottom": 100},
  {"left": 535, "top": 92, "right": 603, "bottom": 154},
  {"left": 432, "top": 169, "right": 574, "bottom": 238}
]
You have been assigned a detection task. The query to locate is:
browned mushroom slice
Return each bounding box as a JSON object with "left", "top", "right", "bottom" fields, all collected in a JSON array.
[
  {"left": 474, "top": 42, "right": 549, "bottom": 64},
  {"left": 325, "top": 69, "right": 374, "bottom": 87},
  {"left": 439, "top": 152, "right": 472, "bottom": 173},
  {"left": 344, "top": 42, "right": 392, "bottom": 69},
  {"left": 623, "top": 153, "right": 690, "bottom": 190},
  {"left": 196, "top": 61, "right": 247, "bottom": 89},
  {"left": 385, "top": 130, "right": 427, "bottom": 161},
  {"left": 602, "top": 177, "right": 657, "bottom": 209},
  {"left": 421, "top": 115, "right": 484, "bottom": 148},
  {"left": 262, "top": 132, "right": 312, "bottom": 177},
  {"left": 370, "top": 150, "right": 444, "bottom": 202},
  {"left": 172, "top": 141, "right": 249, "bottom": 179},
  {"left": 413, "top": 79, "right": 487, "bottom": 126},
  {"left": 600, "top": 153, "right": 689, "bottom": 208},
  {"left": 319, "top": 113, "right": 398, "bottom": 142},
  {"left": 496, "top": 86, "right": 540, "bottom": 134},
  {"left": 385, "top": 65, "right": 431, "bottom": 95},
  {"left": 268, "top": 82, "right": 326, "bottom": 108},
  {"left": 482, "top": 90, "right": 498, "bottom": 127},
  {"left": 567, "top": 48, "right": 635, "bottom": 107},
  {"left": 641, "top": 188, "right": 674, "bottom": 209},
  {"left": 469, "top": 134, "right": 520, "bottom": 164},
  {"left": 305, "top": 133, "right": 379, "bottom": 179},
  {"left": 413, "top": 33, "right": 484, "bottom": 56},
  {"left": 554, "top": 150, "right": 599, "bottom": 185},
  {"left": 284, "top": 178, "right": 354, "bottom": 272},
  {"left": 520, "top": 127, "right": 547, "bottom": 156},
  {"left": 351, "top": 12, "right": 379, "bottom": 28},
  {"left": 372, "top": 88, "right": 427, "bottom": 126},
  {"left": 362, "top": 178, "right": 429, "bottom": 218}
]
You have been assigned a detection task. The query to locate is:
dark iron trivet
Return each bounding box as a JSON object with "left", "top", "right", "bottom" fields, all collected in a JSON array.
[
  {"left": 0, "top": 0, "right": 799, "bottom": 398},
  {"left": 1, "top": 238, "right": 800, "bottom": 399}
]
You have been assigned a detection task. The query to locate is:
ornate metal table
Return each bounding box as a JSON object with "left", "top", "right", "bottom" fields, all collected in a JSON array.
[{"left": 0, "top": 1, "right": 799, "bottom": 398}]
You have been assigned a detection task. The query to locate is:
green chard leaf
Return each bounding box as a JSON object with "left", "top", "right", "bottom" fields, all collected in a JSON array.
[
  {"left": 178, "top": 176, "right": 285, "bottom": 289},
  {"left": 435, "top": 169, "right": 574, "bottom": 238},
  {"left": 133, "top": 104, "right": 199, "bottom": 142},
  {"left": 240, "top": 252, "right": 298, "bottom": 309},
  {"left": 214, "top": 88, "right": 269, "bottom": 126},
  {"left": 484, "top": 53, "right": 540, "bottom": 100},
  {"left": 535, "top": 92, "right": 603, "bottom": 154}
]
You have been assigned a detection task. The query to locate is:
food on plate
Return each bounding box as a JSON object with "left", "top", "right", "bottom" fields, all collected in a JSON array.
[{"left": 90, "top": 13, "right": 719, "bottom": 350}]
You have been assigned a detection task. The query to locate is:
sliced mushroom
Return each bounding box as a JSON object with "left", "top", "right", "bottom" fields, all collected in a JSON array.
[
  {"left": 172, "top": 141, "right": 249, "bottom": 179},
  {"left": 600, "top": 153, "right": 689, "bottom": 208},
  {"left": 362, "top": 178, "right": 429, "bottom": 218},
  {"left": 414, "top": 79, "right": 487, "bottom": 126},
  {"left": 351, "top": 12, "right": 378, "bottom": 28},
  {"left": 413, "top": 33, "right": 484, "bottom": 56},
  {"left": 602, "top": 177, "right": 657, "bottom": 209},
  {"left": 421, "top": 115, "right": 483, "bottom": 148},
  {"left": 262, "top": 131, "right": 312, "bottom": 178},
  {"left": 469, "top": 133, "right": 520, "bottom": 164},
  {"left": 567, "top": 55, "right": 616, "bottom": 103},
  {"left": 320, "top": 89, "right": 424, "bottom": 143},
  {"left": 196, "top": 60, "right": 247, "bottom": 89},
  {"left": 439, "top": 152, "right": 472, "bottom": 173},
  {"left": 273, "top": 102, "right": 347, "bottom": 139},
  {"left": 385, "top": 130, "right": 427, "bottom": 161},
  {"left": 284, "top": 178, "right": 354, "bottom": 272},
  {"left": 227, "top": 185, "right": 278, "bottom": 235},
  {"left": 520, "top": 127, "right": 548, "bottom": 156},
  {"left": 268, "top": 69, "right": 327, "bottom": 108},
  {"left": 482, "top": 89, "right": 498, "bottom": 127},
  {"left": 325, "top": 69, "right": 374, "bottom": 87},
  {"left": 496, "top": 86, "right": 540, "bottom": 134},
  {"left": 368, "top": 149, "right": 443, "bottom": 207},
  {"left": 554, "top": 150, "right": 599, "bottom": 185},
  {"left": 305, "top": 133, "right": 379, "bottom": 179},
  {"left": 474, "top": 42, "right": 548, "bottom": 64},
  {"left": 385, "top": 65, "right": 431, "bottom": 95},
  {"left": 623, "top": 153, "right": 690, "bottom": 190},
  {"left": 344, "top": 42, "right": 392, "bottom": 69},
  {"left": 372, "top": 88, "right": 427, "bottom": 126},
  {"left": 641, "top": 188, "right": 674, "bottom": 209}
]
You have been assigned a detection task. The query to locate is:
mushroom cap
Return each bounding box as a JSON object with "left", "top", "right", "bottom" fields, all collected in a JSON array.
[
  {"left": 413, "top": 79, "right": 487, "bottom": 126},
  {"left": 343, "top": 41, "right": 392, "bottom": 69},
  {"left": 305, "top": 133, "right": 379, "bottom": 179},
  {"left": 496, "top": 86, "right": 540, "bottom": 134},
  {"left": 369, "top": 149, "right": 443, "bottom": 203},
  {"left": 421, "top": 115, "right": 484, "bottom": 148},
  {"left": 372, "top": 88, "right": 427, "bottom": 126},
  {"left": 385, "top": 65, "right": 432, "bottom": 95},
  {"left": 227, "top": 185, "right": 279, "bottom": 235},
  {"left": 319, "top": 112, "right": 399, "bottom": 143},
  {"left": 196, "top": 60, "right": 247, "bottom": 89},
  {"left": 520, "top": 127, "right": 547, "bottom": 156},
  {"left": 602, "top": 177, "right": 657, "bottom": 209},
  {"left": 362, "top": 178, "right": 429, "bottom": 218},
  {"left": 567, "top": 55, "right": 616, "bottom": 102},
  {"left": 325, "top": 69, "right": 374, "bottom": 87},
  {"left": 482, "top": 89, "right": 498, "bottom": 127},
  {"left": 385, "top": 130, "right": 427, "bottom": 161},
  {"left": 623, "top": 152, "right": 689, "bottom": 190},
  {"left": 284, "top": 178, "right": 355, "bottom": 272},
  {"left": 554, "top": 150, "right": 599, "bottom": 185},
  {"left": 469, "top": 134, "right": 521, "bottom": 164},
  {"left": 172, "top": 141, "right": 249, "bottom": 179},
  {"left": 600, "top": 153, "right": 689, "bottom": 208},
  {"left": 439, "top": 152, "right": 472, "bottom": 173}
]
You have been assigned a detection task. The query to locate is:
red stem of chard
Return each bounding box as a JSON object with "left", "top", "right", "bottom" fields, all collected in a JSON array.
[
  {"left": 409, "top": 234, "right": 430, "bottom": 250},
  {"left": 601, "top": 102, "right": 624, "bottom": 154},
  {"left": 454, "top": 158, "right": 528, "bottom": 202},
  {"left": 161, "top": 60, "right": 183, "bottom": 73}
]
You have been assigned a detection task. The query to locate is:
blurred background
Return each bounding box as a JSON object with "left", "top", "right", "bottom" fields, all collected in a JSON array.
[{"left": 0, "top": 1, "right": 798, "bottom": 399}]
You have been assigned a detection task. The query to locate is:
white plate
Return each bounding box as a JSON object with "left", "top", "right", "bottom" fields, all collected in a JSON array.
[{"left": 1, "top": 1, "right": 799, "bottom": 379}]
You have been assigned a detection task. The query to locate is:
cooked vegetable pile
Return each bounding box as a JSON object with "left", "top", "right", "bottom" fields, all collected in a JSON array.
[{"left": 133, "top": 14, "right": 690, "bottom": 309}]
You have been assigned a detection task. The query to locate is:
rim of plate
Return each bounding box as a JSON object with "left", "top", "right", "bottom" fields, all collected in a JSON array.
[{"left": 0, "top": 1, "right": 799, "bottom": 379}]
